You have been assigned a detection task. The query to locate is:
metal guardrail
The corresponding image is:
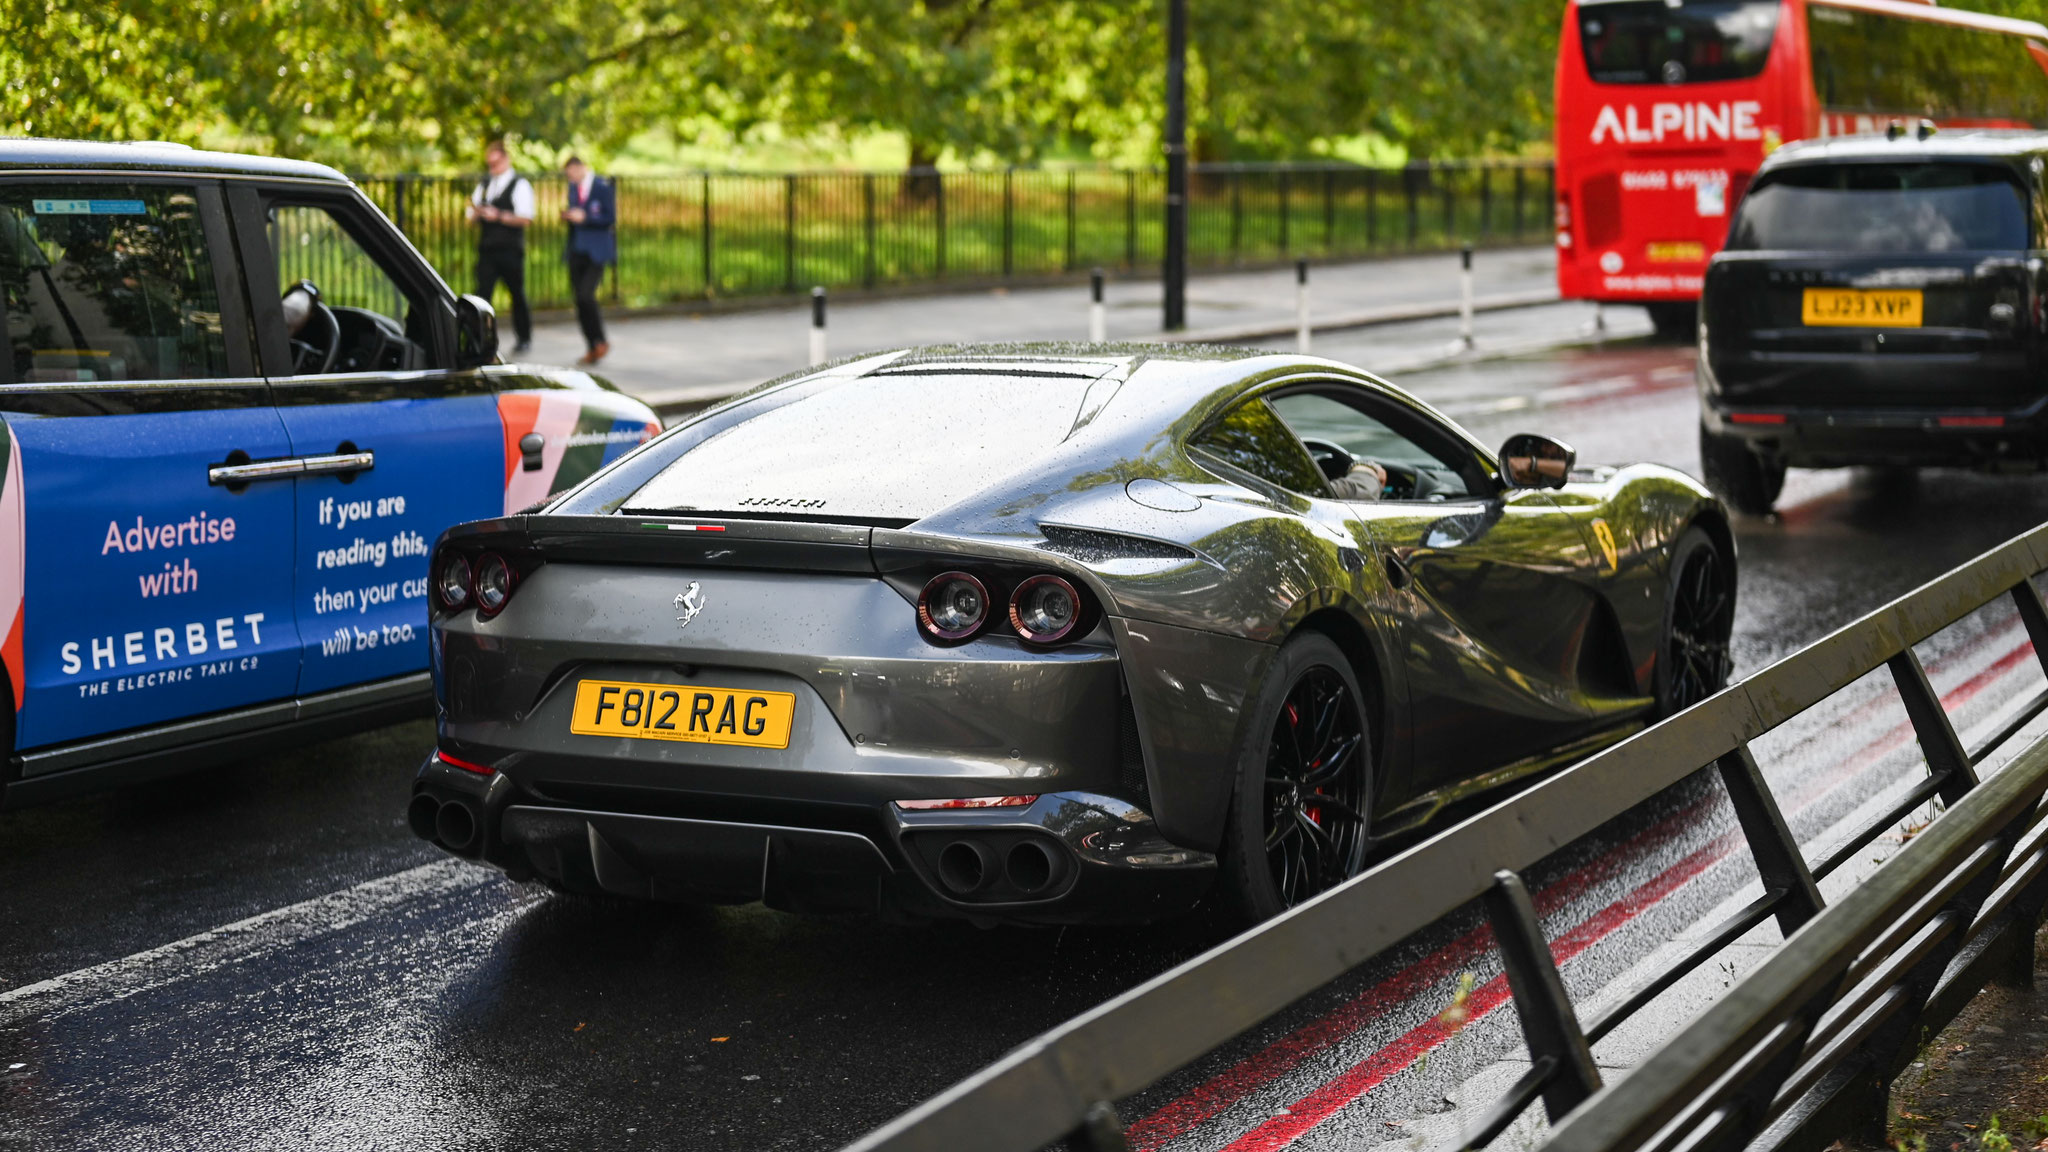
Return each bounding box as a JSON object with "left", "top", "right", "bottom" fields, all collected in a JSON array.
[
  {"left": 325, "top": 160, "right": 1554, "bottom": 312},
  {"left": 842, "top": 524, "right": 2048, "bottom": 1152}
]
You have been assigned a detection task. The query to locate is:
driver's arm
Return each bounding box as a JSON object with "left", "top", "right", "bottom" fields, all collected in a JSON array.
[{"left": 1327, "top": 460, "right": 1388, "bottom": 501}]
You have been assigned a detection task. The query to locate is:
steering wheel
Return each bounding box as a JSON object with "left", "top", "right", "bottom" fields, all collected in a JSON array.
[
  {"left": 1378, "top": 461, "right": 1420, "bottom": 500},
  {"left": 1299, "top": 437, "right": 1357, "bottom": 482},
  {"left": 283, "top": 280, "right": 340, "bottom": 375}
]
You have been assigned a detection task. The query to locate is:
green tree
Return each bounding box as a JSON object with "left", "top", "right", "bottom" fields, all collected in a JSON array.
[{"left": 0, "top": 0, "right": 1567, "bottom": 169}]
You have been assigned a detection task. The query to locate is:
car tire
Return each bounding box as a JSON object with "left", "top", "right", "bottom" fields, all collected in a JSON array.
[
  {"left": 1655, "top": 525, "right": 1736, "bottom": 718},
  {"left": 1698, "top": 422, "right": 1785, "bottom": 515},
  {"left": 1217, "top": 632, "right": 1373, "bottom": 925}
]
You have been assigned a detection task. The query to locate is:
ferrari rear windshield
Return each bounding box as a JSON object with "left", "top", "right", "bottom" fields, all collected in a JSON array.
[
  {"left": 1725, "top": 163, "right": 2029, "bottom": 252},
  {"left": 627, "top": 372, "right": 1111, "bottom": 522}
]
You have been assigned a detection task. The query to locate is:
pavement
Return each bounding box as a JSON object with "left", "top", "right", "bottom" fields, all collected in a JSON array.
[
  {"left": 526, "top": 246, "right": 1602, "bottom": 410},
  {"left": 11, "top": 320, "right": 2048, "bottom": 1150},
  {"left": 1847, "top": 922, "right": 2048, "bottom": 1152}
]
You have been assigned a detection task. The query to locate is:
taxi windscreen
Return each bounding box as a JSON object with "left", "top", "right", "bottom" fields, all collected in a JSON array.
[
  {"left": 1577, "top": 1, "right": 1781, "bottom": 85},
  {"left": 1726, "top": 163, "right": 2029, "bottom": 253}
]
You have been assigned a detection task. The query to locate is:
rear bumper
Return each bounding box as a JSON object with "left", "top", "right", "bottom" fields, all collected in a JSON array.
[
  {"left": 411, "top": 755, "right": 1215, "bottom": 925},
  {"left": 1701, "top": 393, "right": 2048, "bottom": 468}
]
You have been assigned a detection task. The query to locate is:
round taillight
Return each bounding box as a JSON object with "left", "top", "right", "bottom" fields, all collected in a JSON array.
[
  {"left": 1009, "top": 574, "right": 1082, "bottom": 645},
  {"left": 918, "top": 571, "right": 989, "bottom": 641},
  {"left": 436, "top": 553, "right": 472, "bottom": 610},
  {"left": 474, "top": 552, "right": 515, "bottom": 615}
]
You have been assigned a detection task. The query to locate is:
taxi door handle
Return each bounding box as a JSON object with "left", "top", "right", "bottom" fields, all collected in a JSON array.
[{"left": 209, "top": 450, "right": 375, "bottom": 486}]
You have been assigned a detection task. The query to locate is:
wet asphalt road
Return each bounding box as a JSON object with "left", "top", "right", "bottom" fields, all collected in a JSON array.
[{"left": 8, "top": 334, "right": 2048, "bottom": 1151}]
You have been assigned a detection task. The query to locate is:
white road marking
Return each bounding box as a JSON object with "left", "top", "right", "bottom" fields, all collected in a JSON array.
[{"left": 0, "top": 859, "right": 497, "bottom": 1027}]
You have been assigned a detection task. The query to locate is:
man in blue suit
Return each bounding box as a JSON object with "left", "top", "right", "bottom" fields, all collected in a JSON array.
[{"left": 561, "top": 156, "right": 616, "bottom": 365}]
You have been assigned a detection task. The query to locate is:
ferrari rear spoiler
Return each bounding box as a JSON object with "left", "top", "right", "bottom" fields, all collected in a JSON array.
[{"left": 434, "top": 513, "right": 880, "bottom": 575}]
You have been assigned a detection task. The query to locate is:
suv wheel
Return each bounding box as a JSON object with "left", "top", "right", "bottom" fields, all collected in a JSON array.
[{"left": 1699, "top": 421, "right": 1785, "bottom": 515}]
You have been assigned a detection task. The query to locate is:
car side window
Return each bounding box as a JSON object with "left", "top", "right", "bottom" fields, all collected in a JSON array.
[
  {"left": 1191, "top": 399, "right": 1331, "bottom": 496},
  {"left": 0, "top": 184, "right": 231, "bottom": 384},
  {"left": 267, "top": 200, "right": 433, "bottom": 375},
  {"left": 1269, "top": 390, "right": 1483, "bottom": 502}
]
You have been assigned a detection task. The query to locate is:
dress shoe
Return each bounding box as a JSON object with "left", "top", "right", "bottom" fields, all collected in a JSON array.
[{"left": 578, "top": 342, "right": 610, "bottom": 366}]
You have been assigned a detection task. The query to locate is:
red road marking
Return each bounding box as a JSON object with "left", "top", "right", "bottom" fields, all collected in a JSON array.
[
  {"left": 1217, "top": 832, "right": 1736, "bottom": 1151},
  {"left": 1126, "top": 797, "right": 1719, "bottom": 1148},
  {"left": 1134, "top": 625, "right": 2040, "bottom": 1152}
]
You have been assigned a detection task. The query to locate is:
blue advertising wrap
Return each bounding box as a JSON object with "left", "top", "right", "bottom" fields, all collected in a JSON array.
[
  {"left": 279, "top": 396, "right": 501, "bottom": 695},
  {"left": 3, "top": 380, "right": 656, "bottom": 756},
  {"left": 13, "top": 405, "right": 303, "bottom": 749}
]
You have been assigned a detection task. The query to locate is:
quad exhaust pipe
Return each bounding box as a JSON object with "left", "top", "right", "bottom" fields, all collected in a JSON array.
[
  {"left": 933, "top": 835, "right": 1065, "bottom": 898},
  {"left": 409, "top": 791, "right": 483, "bottom": 855}
]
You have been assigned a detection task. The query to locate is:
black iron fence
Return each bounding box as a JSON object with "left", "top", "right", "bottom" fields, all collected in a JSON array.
[
  {"left": 839, "top": 524, "right": 2048, "bottom": 1152},
  {"left": 342, "top": 161, "right": 1553, "bottom": 312}
]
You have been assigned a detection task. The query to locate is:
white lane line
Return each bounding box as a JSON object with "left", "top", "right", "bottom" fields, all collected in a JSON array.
[{"left": 0, "top": 859, "right": 496, "bottom": 1026}]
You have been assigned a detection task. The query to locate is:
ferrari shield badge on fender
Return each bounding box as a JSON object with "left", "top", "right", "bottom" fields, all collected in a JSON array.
[
  {"left": 675, "top": 581, "right": 707, "bottom": 629},
  {"left": 1591, "top": 519, "right": 1620, "bottom": 573}
]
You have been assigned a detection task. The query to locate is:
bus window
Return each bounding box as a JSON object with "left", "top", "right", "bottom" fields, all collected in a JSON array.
[
  {"left": 1577, "top": 1, "right": 1781, "bottom": 85},
  {"left": 1727, "top": 164, "right": 2029, "bottom": 252},
  {"left": 1809, "top": 5, "right": 2048, "bottom": 127}
]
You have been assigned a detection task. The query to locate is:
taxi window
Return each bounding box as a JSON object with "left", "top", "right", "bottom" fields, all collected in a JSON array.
[
  {"left": 1191, "top": 399, "right": 1330, "bottom": 497},
  {"left": 266, "top": 200, "right": 432, "bottom": 374},
  {"left": 0, "top": 185, "right": 230, "bottom": 384}
]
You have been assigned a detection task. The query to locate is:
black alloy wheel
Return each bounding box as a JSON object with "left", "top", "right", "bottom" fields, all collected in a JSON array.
[
  {"left": 1262, "top": 666, "right": 1370, "bottom": 907},
  {"left": 1220, "top": 632, "right": 1373, "bottom": 923},
  {"left": 1659, "top": 527, "right": 1735, "bottom": 717}
]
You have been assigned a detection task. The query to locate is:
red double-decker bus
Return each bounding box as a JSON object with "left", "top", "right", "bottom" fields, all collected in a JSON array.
[{"left": 1554, "top": 0, "right": 2048, "bottom": 334}]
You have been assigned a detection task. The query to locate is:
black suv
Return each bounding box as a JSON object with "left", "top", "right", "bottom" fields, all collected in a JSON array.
[
  {"left": 0, "top": 140, "right": 658, "bottom": 805},
  {"left": 1698, "top": 129, "right": 2048, "bottom": 513}
]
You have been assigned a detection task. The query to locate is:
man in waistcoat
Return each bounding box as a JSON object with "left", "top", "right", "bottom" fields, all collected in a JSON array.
[
  {"left": 467, "top": 142, "right": 534, "bottom": 355},
  {"left": 560, "top": 156, "right": 616, "bottom": 366}
]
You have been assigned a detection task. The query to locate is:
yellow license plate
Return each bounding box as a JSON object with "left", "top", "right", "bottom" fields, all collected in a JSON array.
[
  {"left": 570, "top": 679, "right": 796, "bottom": 748},
  {"left": 1802, "top": 288, "right": 1923, "bottom": 327}
]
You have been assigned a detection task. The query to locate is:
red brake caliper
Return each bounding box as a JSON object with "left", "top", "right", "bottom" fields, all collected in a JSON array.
[{"left": 1285, "top": 701, "right": 1324, "bottom": 826}]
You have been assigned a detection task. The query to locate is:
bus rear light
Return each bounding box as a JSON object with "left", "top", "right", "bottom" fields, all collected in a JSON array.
[
  {"left": 1729, "top": 412, "right": 1787, "bottom": 425},
  {"left": 895, "top": 795, "right": 1040, "bottom": 811},
  {"left": 1939, "top": 416, "right": 2005, "bottom": 428},
  {"left": 1557, "top": 231, "right": 1574, "bottom": 250}
]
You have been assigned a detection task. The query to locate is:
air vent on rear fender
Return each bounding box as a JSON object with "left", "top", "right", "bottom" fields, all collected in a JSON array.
[
  {"left": 1039, "top": 524, "right": 1198, "bottom": 563},
  {"left": 1118, "top": 693, "right": 1152, "bottom": 809}
]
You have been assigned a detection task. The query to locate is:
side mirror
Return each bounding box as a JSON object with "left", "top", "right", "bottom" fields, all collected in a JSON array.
[
  {"left": 454, "top": 294, "right": 499, "bottom": 369},
  {"left": 1498, "top": 433, "right": 1576, "bottom": 490}
]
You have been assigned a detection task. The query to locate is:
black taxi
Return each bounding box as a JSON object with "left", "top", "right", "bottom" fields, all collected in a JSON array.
[
  {"left": 1698, "top": 129, "right": 2048, "bottom": 513},
  {"left": 0, "top": 140, "right": 658, "bottom": 805}
]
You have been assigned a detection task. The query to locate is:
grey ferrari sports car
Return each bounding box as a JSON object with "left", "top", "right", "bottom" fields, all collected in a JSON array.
[{"left": 410, "top": 344, "right": 1734, "bottom": 924}]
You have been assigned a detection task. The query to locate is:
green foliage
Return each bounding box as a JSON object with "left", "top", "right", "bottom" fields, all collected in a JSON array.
[{"left": 0, "top": 0, "right": 1564, "bottom": 170}]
